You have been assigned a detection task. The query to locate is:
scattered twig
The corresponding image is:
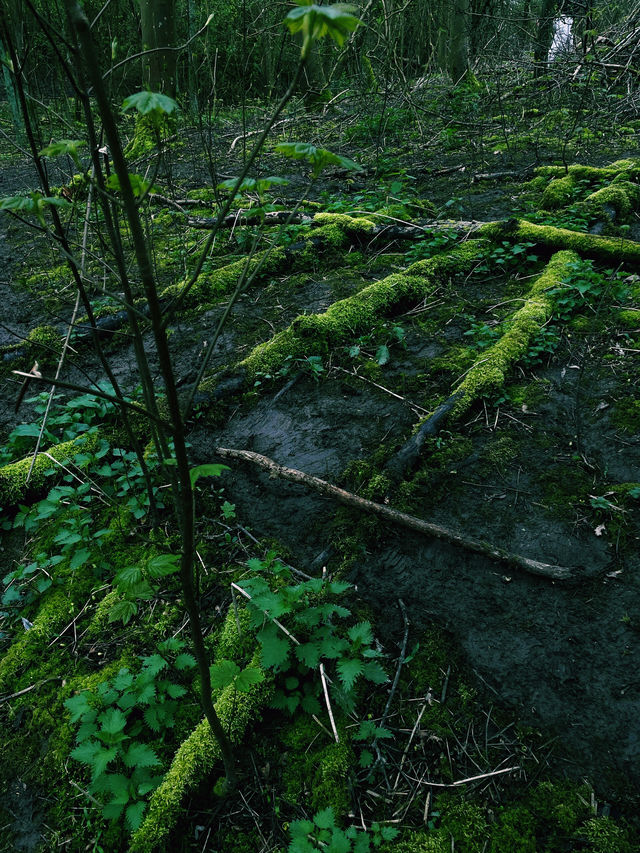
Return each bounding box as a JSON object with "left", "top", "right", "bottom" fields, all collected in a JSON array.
[
  {"left": 424, "top": 765, "right": 519, "bottom": 787},
  {"left": 320, "top": 663, "right": 340, "bottom": 743},
  {"left": 216, "top": 447, "right": 575, "bottom": 580},
  {"left": 380, "top": 600, "right": 410, "bottom": 731}
]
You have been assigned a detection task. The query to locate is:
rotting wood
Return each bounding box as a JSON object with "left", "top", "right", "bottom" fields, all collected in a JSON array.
[{"left": 214, "top": 446, "right": 575, "bottom": 581}]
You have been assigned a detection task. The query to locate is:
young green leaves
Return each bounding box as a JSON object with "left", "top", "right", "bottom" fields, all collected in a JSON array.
[
  {"left": 285, "top": 2, "right": 361, "bottom": 59},
  {"left": 276, "top": 142, "right": 362, "bottom": 180}
]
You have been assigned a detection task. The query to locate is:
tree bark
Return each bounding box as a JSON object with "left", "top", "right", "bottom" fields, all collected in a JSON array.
[{"left": 139, "top": 0, "right": 177, "bottom": 95}]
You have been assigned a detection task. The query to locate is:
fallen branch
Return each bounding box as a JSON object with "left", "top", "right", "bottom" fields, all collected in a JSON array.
[{"left": 215, "top": 447, "right": 575, "bottom": 581}]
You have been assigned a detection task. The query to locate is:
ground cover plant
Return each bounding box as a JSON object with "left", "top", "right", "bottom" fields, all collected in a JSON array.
[{"left": 1, "top": 0, "right": 640, "bottom": 851}]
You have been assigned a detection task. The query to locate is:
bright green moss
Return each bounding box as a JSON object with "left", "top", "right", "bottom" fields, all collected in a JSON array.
[
  {"left": 611, "top": 398, "right": 640, "bottom": 433},
  {"left": 0, "top": 589, "right": 74, "bottom": 693},
  {"left": 282, "top": 716, "right": 354, "bottom": 817},
  {"left": 479, "top": 219, "right": 640, "bottom": 266},
  {"left": 452, "top": 251, "right": 578, "bottom": 416},
  {"left": 541, "top": 175, "right": 575, "bottom": 210},
  {"left": 535, "top": 159, "right": 640, "bottom": 182},
  {"left": 129, "top": 657, "right": 272, "bottom": 852},
  {"left": 312, "top": 211, "right": 377, "bottom": 235},
  {"left": 0, "top": 430, "right": 100, "bottom": 508},
  {"left": 617, "top": 308, "right": 640, "bottom": 329},
  {"left": 581, "top": 182, "right": 640, "bottom": 222},
  {"left": 213, "top": 601, "right": 255, "bottom": 663},
  {"left": 240, "top": 241, "right": 487, "bottom": 379},
  {"left": 580, "top": 817, "right": 635, "bottom": 852}
]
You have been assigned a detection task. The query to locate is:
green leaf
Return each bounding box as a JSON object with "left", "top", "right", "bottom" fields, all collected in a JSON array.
[
  {"left": 295, "top": 641, "right": 321, "bottom": 668},
  {"left": 348, "top": 621, "right": 374, "bottom": 646},
  {"left": 174, "top": 653, "right": 196, "bottom": 671},
  {"left": 336, "top": 657, "right": 363, "bottom": 690},
  {"left": 122, "top": 91, "right": 179, "bottom": 116},
  {"left": 92, "top": 746, "right": 119, "bottom": 778},
  {"left": 362, "top": 660, "right": 388, "bottom": 684},
  {"left": 235, "top": 666, "right": 265, "bottom": 692},
  {"left": 285, "top": 3, "right": 361, "bottom": 53},
  {"left": 257, "top": 623, "right": 290, "bottom": 670},
  {"left": 352, "top": 832, "right": 371, "bottom": 853},
  {"left": 217, "top": 176, "right": 289, "bottom": 194},
  {"left": 210, "top": 659, "right": 240, "bottom": 689},
  {"left": 122, "top": 743, "right": 161, "bottom": 769},
  {"left": 115, "top": 565, "right": 143, "bottom": 589},
  {"left": 156, "top": 637, "right": 183, "bottom": 653},
  {"left": 189, "top": 463, "right": 230, "bottom": 487},
  {"left": 108, "top": 599, "right": 138, "bottom": 625},
  {"left": 275, "top": 142, "right": 362, "bottom": 179},
  {"left": 375, "top": 344, "right": 390, "bottom": 366},
  {"left": 105, "top": 173, "right": 152, "bottom": 198},
  {"left": 313, "top": 807, "right": 335, "bottom": 830},
  {"left": 112, "top": 669, "right": 134, "bottom": 692},
  {"left": 359, "top": 749, "right": 373, "bottom": 768},
  {"left": 98, "top": 707, "right": 127, "bottom": 735},
  {"left": 141, "top": 654, "right": 168, "bottom": 676},
  {"left": 39, "top": 139, "right": 85, "bottom": 167},
  {"left": 147, "top": 553, "right": 180, "bottom": 578},
  {"left": 166, "top": 683, "right": 187, "bottom": 698},
  {"left": 69, "top": 548, "right": 92, "bottom": 570},
  {"left": 125, "top": 800, "right": 147, "bottom": 832},
  {"left": 65, "top": 692, "right": 93, "bottom": 723}
]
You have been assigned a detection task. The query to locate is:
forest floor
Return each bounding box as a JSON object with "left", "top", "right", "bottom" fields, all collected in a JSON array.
[{"left": 1, "top": 75, "right": 640, "bottom": 851}]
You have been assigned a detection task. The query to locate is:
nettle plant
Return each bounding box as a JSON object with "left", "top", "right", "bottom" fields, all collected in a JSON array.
[
  {"left": 288, "top": 806, "right": 399, "bottom": 853},
  {"left": 65, "top": 639, "right": 196, "bottom": 831},
  {"left": 223, "top": 553, "right": 389, "bottom": 716}
]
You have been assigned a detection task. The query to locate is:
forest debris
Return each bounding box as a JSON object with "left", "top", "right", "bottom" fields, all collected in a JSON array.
[{"left": 215, "top": 446, "right": 576, "bottom": 581}]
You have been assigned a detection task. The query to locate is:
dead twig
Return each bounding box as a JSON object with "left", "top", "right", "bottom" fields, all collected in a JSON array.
[{"left": 216, "top": 447, "right": 576, "bottom": 581}]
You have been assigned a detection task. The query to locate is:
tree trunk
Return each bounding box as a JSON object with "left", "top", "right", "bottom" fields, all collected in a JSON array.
[
  {"left": 533, "top": 0, "right": 557, "bottom": 77},
  {"left": 139, "top": 0, "right": 177, "bottom": 96},
  {"left": 448, "top": 0, "right": 471, "bottom": 82}
]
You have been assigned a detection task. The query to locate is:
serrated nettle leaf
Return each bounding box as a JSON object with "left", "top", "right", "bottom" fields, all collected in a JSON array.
[
  {"left": 108, "top": 599, "right": 138, "bottom": 625},
  {"left": 98, "top": 707, "right": 128, "bottom": 736},
  {"left": 115, "top": 565, "right": 143, "bottom": 589},
  {"left": 76, "top": 721, "right": 99, "bottom": 743},
  {"left": 300, "top": 693, "right": 322, "bottom": 715},
  {"left": 147, "top": 553, "right": 180, "bottom": 577},
  {"left": 123, "top": 743, "right": 160, "bottom": 769},
  {"left": 347, "top": 621, "right": 374, "bottom": 646},
  {"left": 257, "top": 623, "right": 291, "bottom": 669},
  {"left": 65, "top": 691, "right": 93, "bottom": 722},
  {"left": 141, "top": 654, "right": 168, "bottom": 675},
  {"left": 174, "top": 652, "right": 196, "bottom": 670},
  {"left": 295, "top": 642, "right": 321, "bottom": 668},
  {"left": 235, "top": 666, "right": 265, "bottom": 692},
  {"left": 125, "top": 800, "right": 147, "bottom": 832},
  {"left": 156, "top": 637, "right": 183, "bottom": 653},
  {"left": 91, "top": 746, "right": 119, "bottom": 778},
  {"left": 359, "top": 748, "right": 374, "bottom": 768},
  {"left": 362, "top": 660, "right": 389, "bottom": 684},
  {"left": 122, "top": 91, "right": 179, "bottom": 116},
  {"left": 336, "top": 657, "right": 363, "bottom": 690},
  {"left": 376, "top": 344, "right": 390, "bottom": 365},
  {"left": 210, "top": 659, "right": 240, "bottom": 689},
  {"left": 313, "top": 806, "right": 335, "bottom": 830}
]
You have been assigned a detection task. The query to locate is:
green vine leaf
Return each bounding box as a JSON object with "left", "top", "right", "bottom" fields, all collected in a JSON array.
[
  {"left": 122, "top": 91, "right": 179, "bottom": 117},
  {"left": 285, "top": 2, "right": 361, "bottom": 57},
  {"left": 39, "top": 139, "right": 86, "bottom": 167},
  {"left": 275, "top": 142, "right": 362, "bottom": 178}
]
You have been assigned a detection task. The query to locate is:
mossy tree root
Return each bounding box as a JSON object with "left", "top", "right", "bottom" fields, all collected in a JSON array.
[{"left": 129, "top": 658, "right": 272, "bottom": 852}]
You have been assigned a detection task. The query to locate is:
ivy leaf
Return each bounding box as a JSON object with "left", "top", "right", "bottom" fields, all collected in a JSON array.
[
  {"left": 122, "top": 91, "right": 179, "bottom": 116},
  {"left": 257, "top": 623, "right": 290, "bottom": 670},
  {"left": 235, "top": 666, "right": 265, "bottom": 693},
  {"left": 122, "top": 743, "right": 161, "bottom": 769},
  {"left": 189, "top": 463, "right": 229, "bottom": 487},
  {"left": 336, "top": 658, "right": 363, "bottom": 690}
]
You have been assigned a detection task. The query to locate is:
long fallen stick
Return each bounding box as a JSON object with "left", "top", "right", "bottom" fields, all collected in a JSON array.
[{"left": 214, "top": 447, "right": 575, "bottom": 581}]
